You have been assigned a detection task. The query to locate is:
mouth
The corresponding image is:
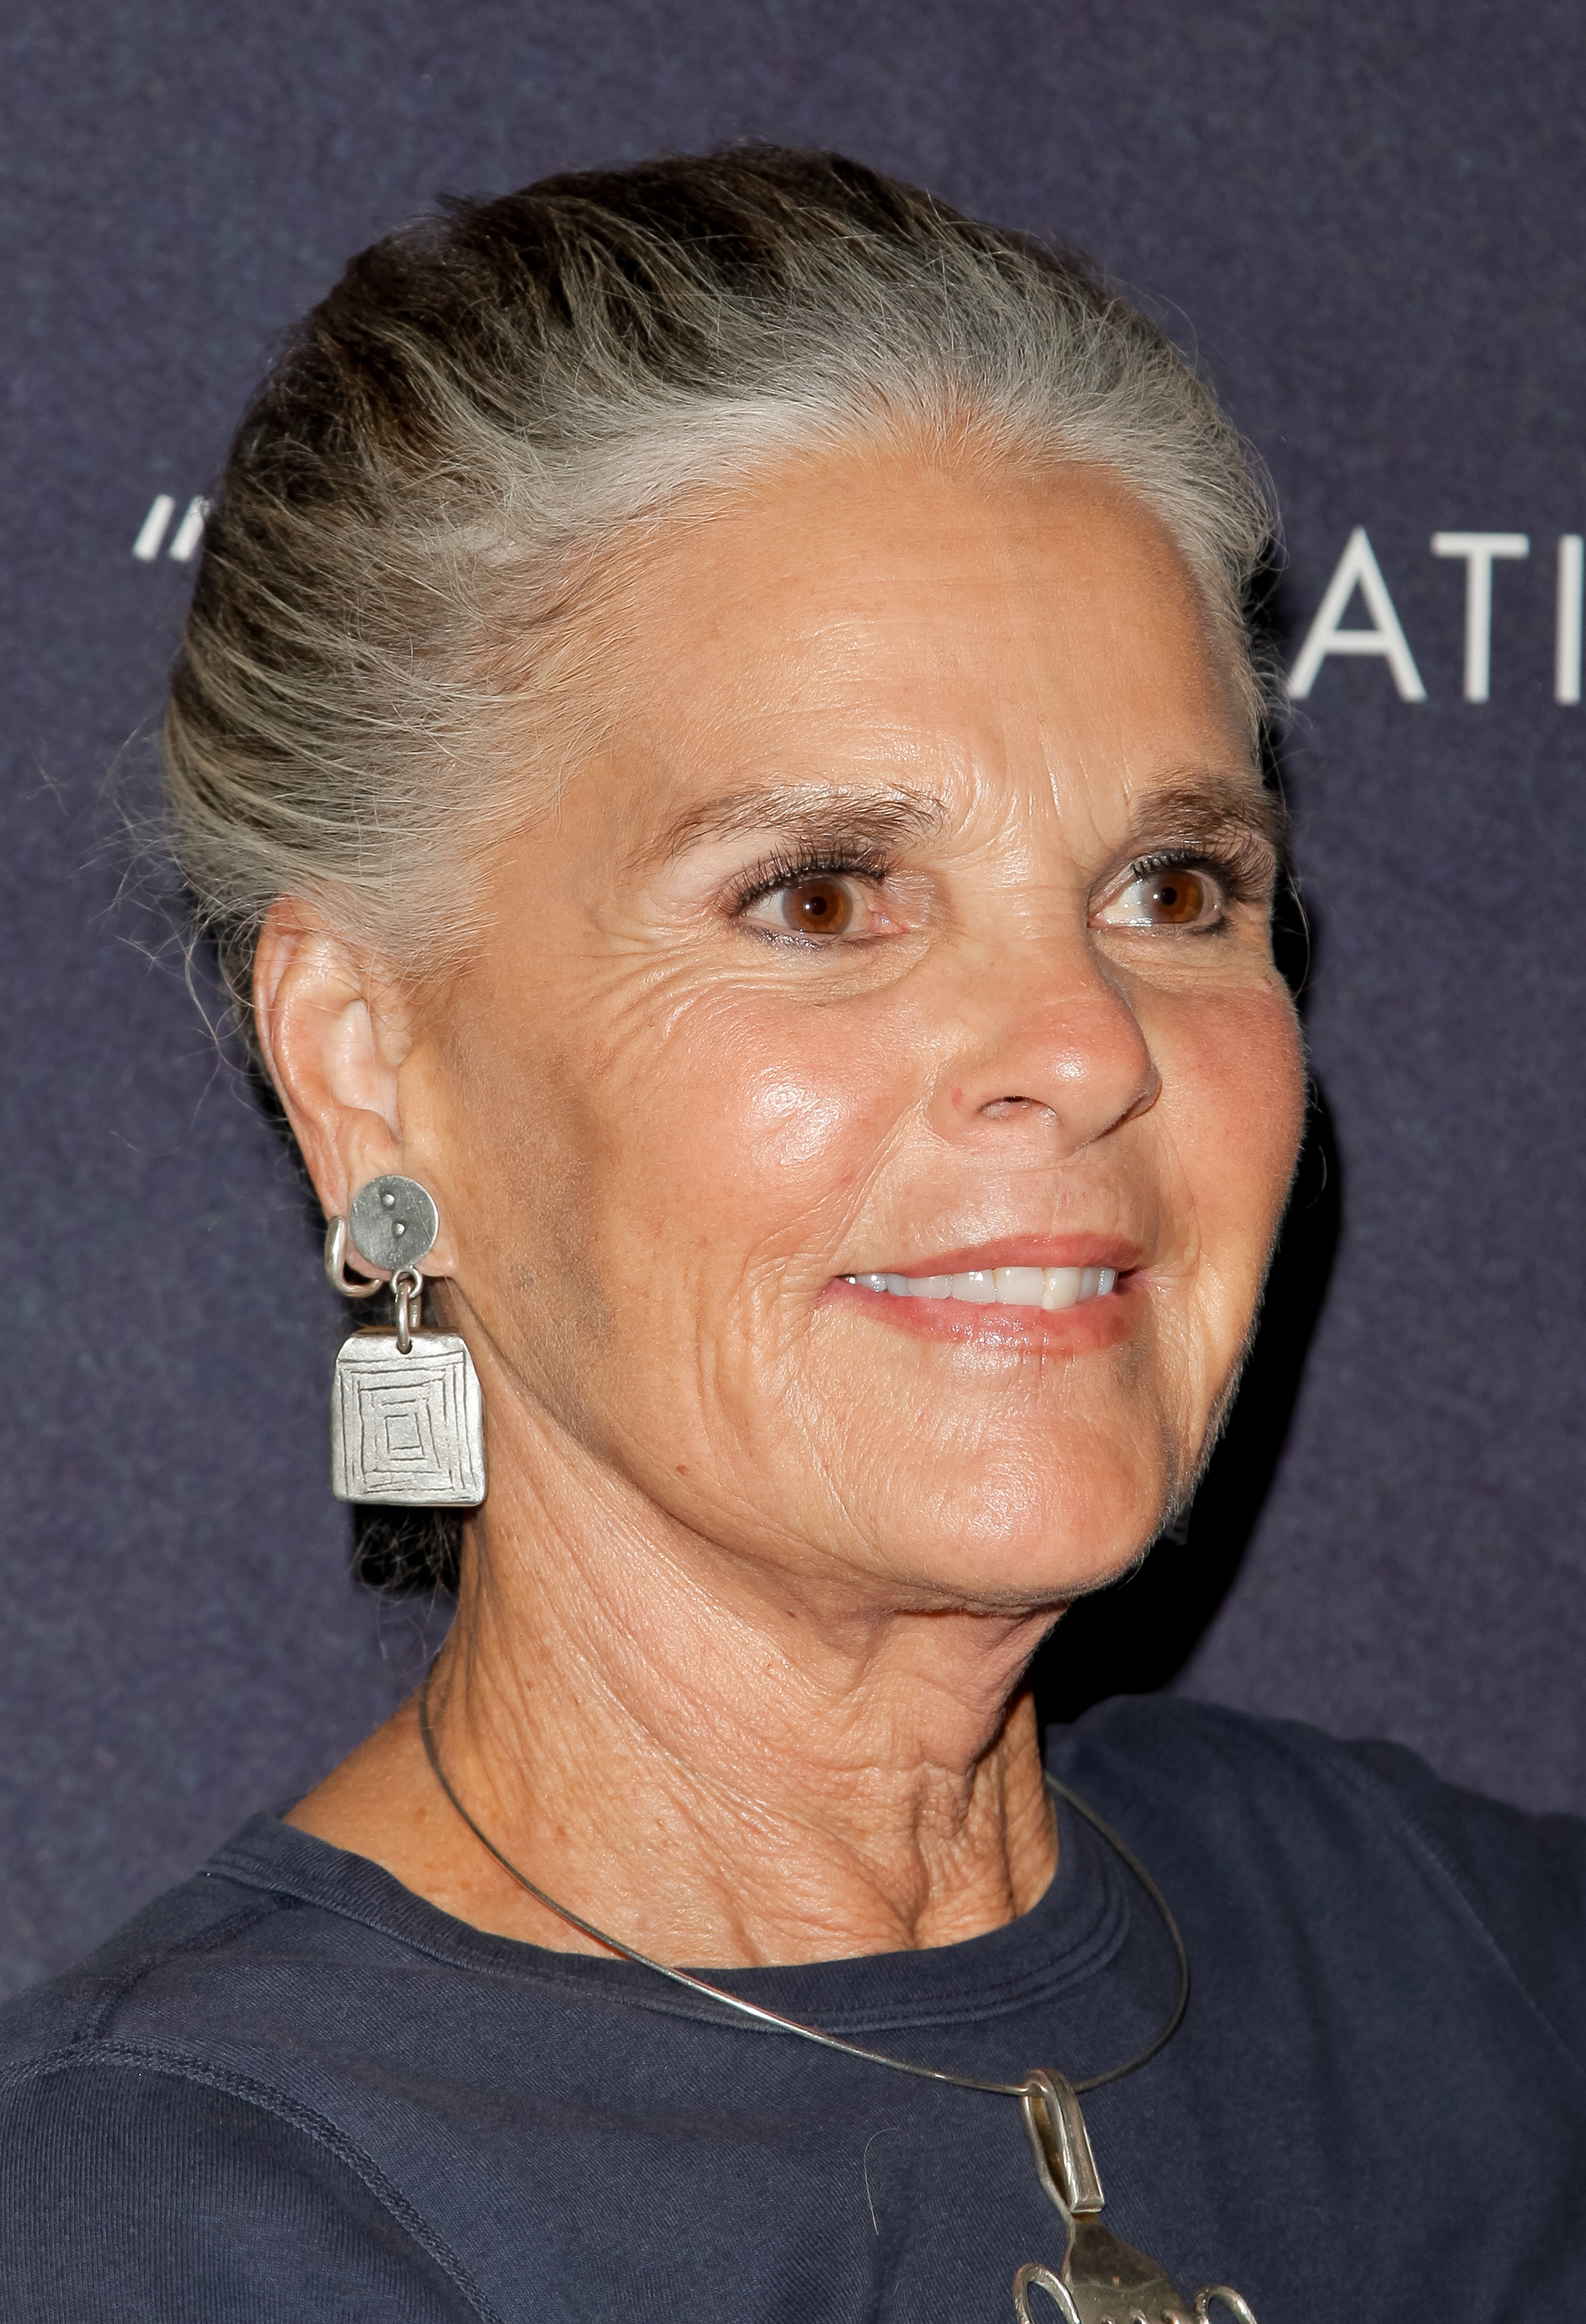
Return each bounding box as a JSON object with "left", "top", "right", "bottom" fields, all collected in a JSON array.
[
  {"left": 841, "top": 1263, "right": 1117, "bottom": 1311},
  {"left": 826, "top": 1239, "right": 1140, "bottom": 1351}
]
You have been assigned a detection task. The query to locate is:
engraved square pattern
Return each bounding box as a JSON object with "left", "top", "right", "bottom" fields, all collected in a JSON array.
[{"left": 331, "top": 1331, "right": 485, "bottom": 1506}]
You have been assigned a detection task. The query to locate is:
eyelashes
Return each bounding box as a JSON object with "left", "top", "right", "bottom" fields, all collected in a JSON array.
[
  {"left": 1091, "top": 839, "right": 1278, "bottom": 939},
  {"left": 1120, "top": 838, "right": 1277, "bottom": 908},
  {"left": 727, "top": 839, "right": 1274, "bottom": 916},
  {"left": 721, "top": 823, "right": 1278, "bottom": 960},
  {"left": 728, "top": 842, "right": 896, "bottom": 917}
]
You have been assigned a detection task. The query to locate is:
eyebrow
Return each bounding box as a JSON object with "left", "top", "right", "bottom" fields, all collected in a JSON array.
[
  {"left": 650, "top": 771, "right": 1289, "bottom": 871},
  {"left": 1123, "top": 775, "right": 1291, "bottom": 866},
  {"left": 654, "top": 783, "right": 950, "bottom": 861}
]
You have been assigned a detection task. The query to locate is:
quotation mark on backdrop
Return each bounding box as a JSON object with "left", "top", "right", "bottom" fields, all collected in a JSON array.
[{"left": 132, "top": 494, "right": 209, "bottom": 563}]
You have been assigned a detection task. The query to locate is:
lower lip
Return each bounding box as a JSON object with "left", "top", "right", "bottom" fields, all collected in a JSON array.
[{"left": 823, "top": 1274, "right": 1140, "bottom": 1353}]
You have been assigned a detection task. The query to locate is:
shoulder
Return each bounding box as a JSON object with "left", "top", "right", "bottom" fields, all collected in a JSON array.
[
  {"left": 0, "top": 1823, "right": 488, "bottom": 2321},
  {"left": 1048, "top": 1696, "right": 1586, "bottom": 2075},
  {"left": 0, "top": 1850, "right": 290, "bottom": 2068},
  {"left": 0, "top": 2050, "right": 480, "bottom": 2319},
  {"left": 1049, "top": 1691, "right": 1586, "bottom": 1874}
]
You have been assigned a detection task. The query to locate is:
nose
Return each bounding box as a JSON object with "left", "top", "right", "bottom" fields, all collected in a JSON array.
[{"left": 926, "top": 939, "right": 1160, "bottom": 1162}]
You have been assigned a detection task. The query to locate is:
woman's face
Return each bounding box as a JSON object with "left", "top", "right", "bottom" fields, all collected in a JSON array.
[{"left": 407, "top": 451, "right": 1306, "bottom": 1614}]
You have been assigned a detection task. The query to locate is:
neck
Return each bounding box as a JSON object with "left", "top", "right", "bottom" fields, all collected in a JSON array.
[{"left": 292, "top": 1396, "right": 1060, "bottom": 1968}]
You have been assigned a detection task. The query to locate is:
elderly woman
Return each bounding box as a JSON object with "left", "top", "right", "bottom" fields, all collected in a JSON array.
[{"left": 2, "top": 147, "right": 1582, "bottom": 2323}]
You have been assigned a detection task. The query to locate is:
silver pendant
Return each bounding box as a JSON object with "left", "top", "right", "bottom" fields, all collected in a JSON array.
[
  {"left": 1013, "top": 2072, "right": 1257, "bottom": 2324},
  {"left": 330, "top": 1325, "right": 486, "bottom": 1507}
]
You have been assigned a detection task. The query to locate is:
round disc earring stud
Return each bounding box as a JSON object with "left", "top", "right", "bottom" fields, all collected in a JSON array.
[{"left": 349, "top": 1174, "right": 440, "bottom": 1274}]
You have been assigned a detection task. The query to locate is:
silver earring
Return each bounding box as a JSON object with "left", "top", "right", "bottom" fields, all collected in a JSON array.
[{"left": 324, "top": 1174, "right": 486, "bottom": 1509}]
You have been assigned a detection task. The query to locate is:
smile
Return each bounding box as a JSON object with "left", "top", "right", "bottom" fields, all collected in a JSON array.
[{"left": 841, "top": 1265, "right": 1118, "bottom": 1310}]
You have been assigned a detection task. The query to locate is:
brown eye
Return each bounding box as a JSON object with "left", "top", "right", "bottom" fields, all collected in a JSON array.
[
  {"left": 1145, "top": 869, "right": 1209, "bottom": 925},
  {"left": 778, "top": 877, "right": 855, "bottom": 935},
  {"left": 1093, "top": 861, "right": 1224, "bottom": 933}
]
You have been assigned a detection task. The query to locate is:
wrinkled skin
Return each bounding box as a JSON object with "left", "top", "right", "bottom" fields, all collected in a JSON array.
[{"left": 260, "top": 450, "right": 1306, "bottom": 1965}]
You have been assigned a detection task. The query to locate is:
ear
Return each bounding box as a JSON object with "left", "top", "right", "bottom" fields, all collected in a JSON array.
[{"left": 253, "top": 898, "right": 415, "bottom": 1243}]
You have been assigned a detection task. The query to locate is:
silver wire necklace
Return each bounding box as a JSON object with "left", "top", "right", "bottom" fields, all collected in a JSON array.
[{"left": 418, "top": 1668, "right": 1257, "bottom": 2324}]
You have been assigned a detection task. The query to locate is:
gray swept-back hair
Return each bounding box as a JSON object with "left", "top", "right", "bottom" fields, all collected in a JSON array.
[{"left": 165, "top": 144, "right": 1276, "bottom": 1052}]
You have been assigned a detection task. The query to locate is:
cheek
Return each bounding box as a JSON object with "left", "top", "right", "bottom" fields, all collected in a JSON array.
[
  {"left": 1165, "top": 982, "right": 1307, "bottom": 1274},
  {"left": 717, "top": 1060, "right": 860, "bottom": 1176},
  {"left": 593, "top": 995, "right": 903, "bottom": 1280}
]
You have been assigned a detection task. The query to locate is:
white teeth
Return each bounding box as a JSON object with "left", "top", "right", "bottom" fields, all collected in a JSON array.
[
  {"left": 952, "top": 1271, "right": 997, "bottom": 1303},
  {"left": 845, "top": 1265, "right": 1121, "bottom": 1308}
]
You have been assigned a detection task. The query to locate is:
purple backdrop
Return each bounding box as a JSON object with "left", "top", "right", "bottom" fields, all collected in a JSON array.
[{"left": 3, "top": 0, "right": 1582, "bottom": 1999}]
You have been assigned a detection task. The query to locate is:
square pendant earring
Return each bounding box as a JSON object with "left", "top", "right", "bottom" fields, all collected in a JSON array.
[{"left": 325, "top": 1175, "right": 487, "bottom": 1509}]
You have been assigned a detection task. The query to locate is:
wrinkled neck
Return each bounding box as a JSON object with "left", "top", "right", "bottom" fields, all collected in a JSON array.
[{"left": 424, "top": 1403, "right": 1060, "bottom": 1968}]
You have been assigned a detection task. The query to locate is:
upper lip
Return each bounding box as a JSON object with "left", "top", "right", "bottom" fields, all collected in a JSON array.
[{"left": 840, "top": 1236, "right": 1144, "bottom": 1277}]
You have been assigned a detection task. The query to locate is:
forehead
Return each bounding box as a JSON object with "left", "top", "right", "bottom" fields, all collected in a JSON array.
[{"left": 593, "top": 448, "right": 1254, "bottom": 828}]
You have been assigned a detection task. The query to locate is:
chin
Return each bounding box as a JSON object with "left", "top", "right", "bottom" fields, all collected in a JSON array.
[{"left": 847, "top": 1444, "right": 1175, "bottom": 1613}]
